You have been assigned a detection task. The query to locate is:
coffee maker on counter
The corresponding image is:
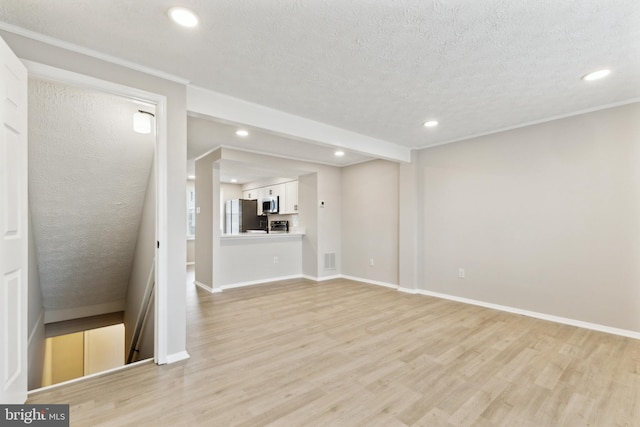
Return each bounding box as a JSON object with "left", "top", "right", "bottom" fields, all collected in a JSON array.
[{"left": 270, "top": 220, "right": 288, "bottom": 233}]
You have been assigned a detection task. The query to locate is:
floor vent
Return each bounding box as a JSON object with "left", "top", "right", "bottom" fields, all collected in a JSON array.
[{"left": 324, "top": 253, "right": 336, "bottom": 270}]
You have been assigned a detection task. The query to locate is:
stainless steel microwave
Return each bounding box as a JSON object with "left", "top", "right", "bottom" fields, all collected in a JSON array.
[{"left": 262, "top": 196, "right": 279, "bottom": 214}]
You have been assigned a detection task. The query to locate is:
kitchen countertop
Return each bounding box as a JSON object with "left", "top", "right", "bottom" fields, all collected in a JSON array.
[{"left": 221, "top": 231, "right": 305, "bottom": 240}]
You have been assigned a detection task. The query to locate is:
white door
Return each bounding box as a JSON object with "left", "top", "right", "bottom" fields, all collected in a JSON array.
[{"left": 0, "top": 36, "right": 28, "bottom": 404}]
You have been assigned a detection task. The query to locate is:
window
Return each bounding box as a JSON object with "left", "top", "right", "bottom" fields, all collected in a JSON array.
[{"left": 187, "top": 181, "right": 195, "bottom": 238}]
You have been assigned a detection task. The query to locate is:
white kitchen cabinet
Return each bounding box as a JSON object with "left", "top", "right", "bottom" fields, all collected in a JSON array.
[
  {"left": 242, "top": 189, "right": 262, "bottom": 215},
  {"left": 283, "top": 180, "right": 298, "bottom": 214},
  {"left": 264, "top": 184, "right": 283, "bottom": 198},
  {"left": 243, "top": 180, "right": 298, "bottom": 215}
]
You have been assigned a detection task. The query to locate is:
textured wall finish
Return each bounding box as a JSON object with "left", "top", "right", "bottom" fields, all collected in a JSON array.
[
  {"left": 28, "top": 78, "right": 154, "bottom": 315},
  {"left": 1, "top": 1, "right": 638, "bottom": 153}
]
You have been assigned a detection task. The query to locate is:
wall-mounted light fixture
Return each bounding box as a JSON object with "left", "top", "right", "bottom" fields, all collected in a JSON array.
[{"left": 133, "top": 110, "right": 155, "bottom": 134}]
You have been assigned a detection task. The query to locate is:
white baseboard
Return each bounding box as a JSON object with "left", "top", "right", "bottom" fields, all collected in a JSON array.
[
  {"left": 194, "top": 280, "right": 222, "bottom": 293},
  {"left": 301, "top": 274, "right": 342, "bottom": 282},
  {"left": 165, "top": 351, "right": 190, "bottom": 364},
  {"left": 45, "top": 301, "right": 126, "bottom": 324},
  {"left": 416, "top": 289, "right": 640, "bottom": 340},
  {"left": 221, "top": 274, "right": 303, "bottom": 290},
  {"left": 340, "top": 277, "right": 640, "bottom": 340},
  {"left": 341, "top": 275, "right": 398, "bottom": 289},
  {"left": 29, "top": 358, "right": 153, "bottom": 395}
]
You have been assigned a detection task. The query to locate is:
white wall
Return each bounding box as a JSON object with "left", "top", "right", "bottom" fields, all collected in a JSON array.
[
  {"left": 124, "top": 164, "right": 155, "bottom": 361},
  {"left": 186, "top": 179, "right": 196, "bottom": 265},
  {"left": 186, "top": 240, "right": 195, "bottom": 265},
  {"left": 220, "top": 237, "right": 303, "bottom": 286},
  {"left": 3, "top": 30, "right": 188, "bottom": 360},
  {"left": 27, "top": 208, "right": 45, "bottom": 390},
  {"left": 83, "top": 324, "right": 124, "bottom": 375},
  {"left": 220, "top": 182, "right": 243, "bottom": 233},
  {"left": 221, "top": 183, "right": 243, "bottom": 202},
  {"left": 194, "top": 149, "right": 221, "bottom": 291},
  {"left": 416, "top": 102, "right": 640, "bottom": 331},
  {"left": 342, "top": 160, "right": 399, "bottom": 285}
]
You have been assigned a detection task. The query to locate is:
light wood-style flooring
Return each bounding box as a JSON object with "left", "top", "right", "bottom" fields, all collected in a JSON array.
[{"left": 29, "top": 269, "right": 640, "bottom": 426}]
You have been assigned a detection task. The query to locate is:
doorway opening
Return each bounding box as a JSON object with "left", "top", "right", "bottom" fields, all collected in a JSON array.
[{"left": 25, "top": 64, "right": 165, "bottom": 391}]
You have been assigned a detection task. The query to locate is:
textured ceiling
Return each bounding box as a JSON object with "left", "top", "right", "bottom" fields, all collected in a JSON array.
[
  {"left": 28, "top": 78, "right": 155, "bottom": 312},
  {"left": 1, "top": 1, "right": 640, "bottom": 156}
]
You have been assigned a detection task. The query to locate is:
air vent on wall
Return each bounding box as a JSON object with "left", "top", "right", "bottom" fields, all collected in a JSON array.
[{"left": 324, "top": 253, "right": 336, "bottom": 270}]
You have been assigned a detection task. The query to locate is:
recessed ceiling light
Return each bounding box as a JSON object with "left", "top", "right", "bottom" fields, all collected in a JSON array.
[
  {"left": 236, "top": 130, "right": 249, "bottom": 137},
  {"left": 187, "top": 175, "right": 196, "bottom": 180},
  {"left": 423, "top": 120, "right": 438, "bottom": 128},
  {"left": 168, "top": 7, "right": 199, "bottom": 28},
  {"left": 581, "top": 69, "right": 610, "bottom": 81},
  {"left": 230, "top": 178, "right": 238, "bottom": 183},
  {"left": 334, "top": 150, "right": 345, "bottom": 157}
]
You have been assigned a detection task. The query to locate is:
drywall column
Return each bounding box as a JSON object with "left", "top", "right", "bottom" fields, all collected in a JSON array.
[
  {"left": 194, "top": 149, "right": 221, "bottom": 291},
  {"left": 298, "top": 173, "right": 318, "bottom": 278},
  {"left": 211, "top": 163, "right": 221, "bottom": 291},
  {"left": 398, "top": 151, "right": 419, "bottom": 292}
]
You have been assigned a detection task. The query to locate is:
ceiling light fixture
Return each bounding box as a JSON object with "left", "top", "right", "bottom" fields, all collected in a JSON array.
[
  {"left": 168, "top": 7, "right": 199, "bottom": 27},
  {"left": 334, "top": 150, "right": 345, "bottom": 157},
  {"left": 230, "top": 178, "right": 238, "bottom": 183},
  {"left": 581, "top": 69, "right": 610, "bottom": 81},
  {"left": 236, "top": 130, "right": 249, "bottom": 137},
  {"left": 188, "top": 175, "right": 196, "bottom": 180},
  {"left": 133, "top": 110, "right": 155, "bottom": 134},
  {"left": 423, "top": 120, "right": 439, "bottom": 128}
]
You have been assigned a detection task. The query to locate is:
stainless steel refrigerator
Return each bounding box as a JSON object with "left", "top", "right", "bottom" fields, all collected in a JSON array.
[{"left": 225, "top": 199, "right": 260, "bottom": 234}]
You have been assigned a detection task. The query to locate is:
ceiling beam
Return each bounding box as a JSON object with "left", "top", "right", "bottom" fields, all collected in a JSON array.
[{"left": 187, "top": 85, "right": 411, "bottom": 163}]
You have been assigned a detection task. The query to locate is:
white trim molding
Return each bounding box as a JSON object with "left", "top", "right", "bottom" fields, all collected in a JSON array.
[
  {"left": 221, "top": 275, "right": 303, "bottom": 290},
  {"left": 342, "top": 276, "right": 640, "bottom": 340},
  {"left": 20, "top": 59, "right": 173, "bottom": 366},
  {"left": 1, "top": 23, "right": 189, "bottom": 85},
  {"left": 302, "top": 274, "right": 342, "bottom": 282},
  {"left": 28, "top": 359, "right": 154, "bottom": 395},
  {"left": 194, "top": 280, "right": 220, "bottom": 293},
  {"left": 341, "top": 275, "right": 398, "bottom": 290},
  {"left": 165, "top": 351, "right": 190, "bottom": 365},
  {"left": 415, "top": 289, "right": 640, "bottom": 340}
]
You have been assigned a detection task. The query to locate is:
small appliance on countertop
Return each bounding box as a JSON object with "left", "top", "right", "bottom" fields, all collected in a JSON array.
[{"left": 270, "top": 220, "right": 289, "bottom": 233}]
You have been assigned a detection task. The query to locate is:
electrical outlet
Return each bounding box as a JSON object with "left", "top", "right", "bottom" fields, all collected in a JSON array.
[
  {"left": 273, "top": 256, "right": 279, "bottom": 264},
  {"left": 458, "top": 268, "right": 465, "bottom": 278},
  {"left": 369, "top": 258, "right": 375, "bottom": 267}
]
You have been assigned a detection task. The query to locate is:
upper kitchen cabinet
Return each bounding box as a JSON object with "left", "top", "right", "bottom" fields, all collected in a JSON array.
[
  {"left": 264, "top": 184, "right": 282, "bottom": 199},
  {"left": 242, "top": 188, "right": 265, "bottom": 215},
  {"left": 242, "top": 179, "right": 299, "bottom": 215},
  {"left": 283, "top": 180, "right": 298, "bottom": 214}
]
